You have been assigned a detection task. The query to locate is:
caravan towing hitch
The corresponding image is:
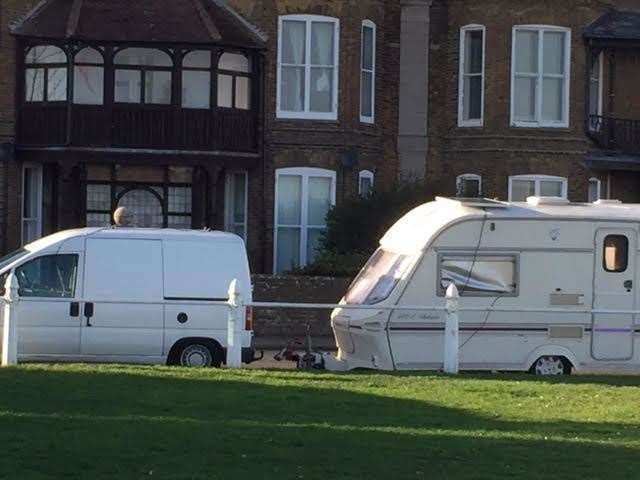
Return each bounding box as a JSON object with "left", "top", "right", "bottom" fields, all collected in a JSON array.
[{"left": 274, "top": 325, "right": 325, "bottom": 370}]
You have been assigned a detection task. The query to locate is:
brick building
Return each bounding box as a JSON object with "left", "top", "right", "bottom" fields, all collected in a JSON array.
[
  {"left": 0, "top": 0, "right": 408, "bottom": 274},
  {"left": 426, "top": 0, "right": 640, "bottom": 204}
]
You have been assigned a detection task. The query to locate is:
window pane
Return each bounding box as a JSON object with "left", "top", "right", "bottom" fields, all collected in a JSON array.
[
  {"left": 217, "top": 74, "right": 233, "bottom": 108},
  {"left": 74, "top": 66, "right": 104, "bottom": 105},
  {"left": 26, "top": 45, "right": 66, "bottom": 64},
  {"left": 604, "top": 235, "right": 628, "bottom": 273},
  {"left": 182, "top": 71, "right": 211, "bottom": 108},
  {"left": 310, "top": 67, "right": 333, "bottom": 112},
  {"left": 464, "top": 75, "right": 482, "bottom": 120},
  {"left": 86, "top": 213, "right": 111, "bottom": 227},
  {"left": 23, "top": 167, "right": 40, "bottom": 219},
  {"left": 308, "top": 176, "right": 332, "bottom": 225},
  {"left": 218, "top": 53, "right": 250, "bottom": 73},
  {"left": 540, "top": 180, "right": 563, "bottom": 197},
  {"left": 280, "top": 66, "right": 305, "bottom": 111},
  {"left": 25, "top": 68, "right": 45, "bottom": 102},
  {"left": 232, "top": 174, "right": 246, "bottom": 223},
  {"left": 17, "top": 255, "right": 78, "bottom": 298},
  {"left": 311, "top": 22, "right": 335, "bottom": 65},
  {"left": 117, "top": 189, "right": 163, "bottom": 228},
  {"left": 86, "top": 184, "right": 111, "bottom": 211},
  {"left": 464, "top": 30, "right": 483, "bottom": 74},
  {"left": 307, "top": 228, "right": 325, "bottom": 264},
  {"left": 542, "top": 77, "right": 563, "bottom": 122},
  {"left": 75, "top": 47, "right": 103, "bottom": 64},
  {"left": 114, "top": 48, "right": 172, "bottom": 67},
  {"left": 514, "top": 77, "right": 536, "bottom": 121},
  {"left": 47, "top": 68, "right": 67, "bottom": 101},
  {"left": 458, "top": 178, "right": 480, "bottom": 197},
  {"left": 441, "top": 256, "right": 516, "bottom": 295},
  {"left": 235, "top": 77, "right": 250, "bottom": 110},
  {"left": 515, "top": 31, "right": 538, "bottom": 74},
  {"left": 543, "top": 32, "right": 565, "bottom": 75},
  {"left": 282, "top": 20, "right": 306, "bottom": 64},
  {"left": 168, "top": 187, "right": 192, "bottom": 214},
  {"left": 168, "top": 215, "right": 192, "bottom": 229},
  {"left": 361, "top": 71, "right": 373, "bottom": 117},
  {"left": 362, "top": 26, "right": 374, "bottom": 70},
  {"left": 145, "top": 70, "right": 172, "bottom": 104},
  {"left": 511, "top": 179, "right": 535, "bottom": 201},
  {"left": 589, "top": 180, "right": 600, "bottom": 202},
  {"left": 184, "top": 50, "right": 211, "bottom": 69},
  {"left": 115, "top": 70, "right": 141, "bottom": 103},
  {"left": 277, "top": 175, "right": 302, "bottom": 225},
  {"left": 276, "top": 227, "right": 301, "bottom": 273},
  {"left": 360, "top": 176, "right": 373, "bottom": 197}
]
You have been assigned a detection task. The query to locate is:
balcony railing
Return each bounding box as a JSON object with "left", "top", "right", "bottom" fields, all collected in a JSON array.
[
  {"left": 18, "top": 104, "right": 259, "bottom": 153},
  {"left": 588, "top": 115, "right": 640, "bottom": 155}
]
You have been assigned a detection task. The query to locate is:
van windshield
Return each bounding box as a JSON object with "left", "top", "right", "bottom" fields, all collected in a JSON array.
[
  {"left": 0, "top": 248, "right": 28, "bottom": 272},
  {"left": 345, "top": 249, "right": 414, "bottom": 305}
]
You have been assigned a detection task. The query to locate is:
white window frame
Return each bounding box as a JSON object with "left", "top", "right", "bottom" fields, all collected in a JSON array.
[
  {"left": 21, "top": 163, "right": 43, "bottom": 245},
  {"left": 456, "top": 173, "right": 482, "bottom": 197},
  {"left": 276, "top": 15, "right": 340, "bottom": 121},
  {"left": 589, "top": 177, "right": 602, "bottom": 203},
  {"left": 458, "top": 24, "right": 486, "bottom": 127},
  {"left": 224, "top": 171, "right": 249, "bottom": 241},
  {"left": 358, "top": 169, "right": 375, "bottom": 196},
  {"left": 510, "top": 25, "right": 572, "bottom": 128},
  {"left": 273, "top": 167, "right": 336, "bottom": 273},
  {"left": 360, "top": 20, "right": 376, "bottom": 124},
  {"left": 508, "top": 174, "right": 568, "bottom": 201}
]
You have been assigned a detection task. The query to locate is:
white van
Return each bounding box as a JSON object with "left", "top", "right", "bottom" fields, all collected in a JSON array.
[
  {"left": 330, "top": 197, "right": 640, "bottom": 375},
  {"left": 0, "top": 228, "right": 257, "bottom": 367}
]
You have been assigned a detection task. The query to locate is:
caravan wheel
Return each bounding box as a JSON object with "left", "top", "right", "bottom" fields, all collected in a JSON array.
[{"left": 532, "top": 356, "right": 570, "bottom": 376}]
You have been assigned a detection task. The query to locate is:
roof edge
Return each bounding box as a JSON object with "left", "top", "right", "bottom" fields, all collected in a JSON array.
[
  {"left": 9, "top": 0, "right": 55, "bottom": 35},
  {"left": 210, "top": 0, "right": 268, "bottom": 45}
]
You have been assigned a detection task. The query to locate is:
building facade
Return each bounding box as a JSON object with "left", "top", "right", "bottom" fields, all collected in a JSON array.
[
  {"left": 426, "top": 0, "right": 640, "bottom": 204},
  {"left": 0, "top": 0, "right": 405, "bottom": 274}
]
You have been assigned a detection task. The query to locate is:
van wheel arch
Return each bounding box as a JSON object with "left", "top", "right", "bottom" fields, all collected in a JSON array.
[
  {"left": 167, "top": 337, "right": 224, "bottom": 367},
  {"left": 525, "top": 346, "right": 578, "bottom": 375}
]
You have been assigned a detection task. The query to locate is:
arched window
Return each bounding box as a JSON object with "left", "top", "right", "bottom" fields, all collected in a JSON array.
[
  {"left": 182, "top": 50, "right": 211, "bottom": 109},
  {"left": 74, "top": 47, "right": 104, "bottom": 105},
  {"left": 358, "top": 170, "right": 374, "bottom": 197},
  {"left": 25, "top": 45, "right": 68, "bottom": 102},
  {"left": 114, "top": 48, "right": 173, "bottom": 104},
  {"left": 456, "top": 173, "right": 482, "bottom": 198},
  {"left": 116, "top": 188, "right": 164, "bottom": 228},
  {"left": 217, "top": 52, "right": 251, "bottom": 110}
]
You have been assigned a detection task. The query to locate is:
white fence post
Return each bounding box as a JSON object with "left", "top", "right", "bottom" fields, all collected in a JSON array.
[
  {"left": 2, "top": 273, "right": 19, "bottom": 367},
  {"left": 226, "top": 279, "right": 243, "bottom": 368},
  {"left": 444, "top": 283, "right": 460, "bottom": 374}
]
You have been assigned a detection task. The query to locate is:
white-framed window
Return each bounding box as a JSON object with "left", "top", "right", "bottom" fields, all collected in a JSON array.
[
  {"left": 274, "top": 167, "right": 336, "bottom": 273},
  {"left": 511, "top": 26, "right": 571, "bottom": 128},
  {"left": 589, "top": 177, "right": 602, "bottom": 203},
  {"left": 456, "top": 173, "right": 482, "bottom": 198},
  {"left": 508, "top": 174, "right": 568, "bottom": 201},
  {"left": 277, "top": 15, "right": 340, "bottom": 120},
  {"left": 588, "top": 51, "right": 604, "bottom": 132},
  {"left": 225, "top": 171, "right": 249, "bottom": 240},
  {"left": 22, "top": 163, "right": 43, "bottom": 245},
  {"left": 458, "top": 25, "right": 485, "bottom": 127},
  {"left": 360, "top": 20, "right": 376, "bottom": 123},
  {"left": 358, "top": 170, "right": 374, "bottom": 197}
]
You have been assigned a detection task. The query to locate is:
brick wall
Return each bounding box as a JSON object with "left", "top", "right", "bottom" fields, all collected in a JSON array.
[
  {"left": 251, "top": 274, "right": 351, "bottom": 349},
  {"left": 426, "top": 0, "right": 620, "bottom": 202}
]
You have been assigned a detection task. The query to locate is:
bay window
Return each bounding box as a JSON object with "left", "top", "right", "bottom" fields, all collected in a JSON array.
[
  {"left": 458, "top": 25, "right": 485, "bottom": 127},
  {"left": 73, "top": 47, "right": 104, "bottom": 105},
  {"left": 511, "top": 26, "right": 571, "bottom": 127},
  {"left": 360, "top": 20, "right": 376, "bottom": 123},
  {"left": 274, "top": 168, "right": 336, "bottom": 273},
  {"left": 277, "top": 15, "right": 340, "bottom": 120},
  {"left": 182, "top": 50, "right": 211, "bottom": 109},
  {"left": 114, "top": 48, "right": 173, "bottom": 104},
  {"left": 217, "top": 52, "right": 251, "bottom": 110},
  {"left": 25, "top": 45, "right": 68, "bottom": 102},
  {"left": 508, "top": 175, "right": 567, "bottom": 201}
]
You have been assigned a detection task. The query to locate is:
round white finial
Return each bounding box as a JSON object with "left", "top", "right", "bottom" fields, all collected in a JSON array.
[{"left": 113, "top": 207, "right": 134, "bottom": 227}]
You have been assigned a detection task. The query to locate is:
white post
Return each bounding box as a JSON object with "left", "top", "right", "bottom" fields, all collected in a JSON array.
[
  {"left": 226, "top": 279, "right": 243, "bottom": 368},
  {"left": 2, "top": 273, "right": 19, "bottom": 367},
  {"left": 444, "top": 283, "right": 460, "bottom": 374}
]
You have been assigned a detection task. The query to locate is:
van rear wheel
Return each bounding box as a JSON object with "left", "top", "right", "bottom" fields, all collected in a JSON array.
[
  {"left": 531, "top": 356, "right": 571, "bottom": 376},
  {"left": 178, "top": 343, "right": 221, "bottom": 368}
]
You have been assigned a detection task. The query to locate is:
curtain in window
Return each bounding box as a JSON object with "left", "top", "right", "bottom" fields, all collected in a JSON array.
[
  {"left": 310, "top": 22, "right": 334, "bottom": 112},
  {"left": 281, "top": 21, "right": 306, "bottom": 112}
]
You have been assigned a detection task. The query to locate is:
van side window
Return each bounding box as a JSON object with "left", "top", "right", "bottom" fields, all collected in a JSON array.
[
  {"left": 439, "top": 254, "right": 518, "bottom": 296},
  {"left": 603, "top": 235, "right": 628, "bottom": 273},
  {"left": 15, "top": 255, "right": 78, "bottom": 298}
]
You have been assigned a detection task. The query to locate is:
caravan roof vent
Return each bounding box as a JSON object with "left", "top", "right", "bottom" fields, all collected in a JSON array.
[
  {"left": 436, "top": 197, "right": 509, "bottom": 209},
  {"left": 526, "top": 196, "right": 570, "bottom": 206},
  {"left": 593, "top": 199, "right": 622, "bottom": 205}
]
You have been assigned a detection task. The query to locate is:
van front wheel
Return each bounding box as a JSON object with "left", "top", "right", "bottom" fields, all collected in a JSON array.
[
  {"left": 531, "top": 356, "right": 571, "bottom": 376},
  {"left": 179, "top": 343, "right": 219, "bottom": 368}
]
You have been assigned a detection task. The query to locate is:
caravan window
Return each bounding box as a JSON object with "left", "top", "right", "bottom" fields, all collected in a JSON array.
[
  {"left": 603, "top": 235, "right": 628, "bottom": 273},
  {"left": 439, "top": 254, "right": 518, "bottom": 296},
  {"left": 345, "top": 249, "right": 414, "bottom": 305}
]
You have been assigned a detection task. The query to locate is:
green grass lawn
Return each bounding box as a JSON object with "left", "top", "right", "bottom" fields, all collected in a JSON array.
[{"left": 1, "top": 365, "right": 640, "bottom": 480}]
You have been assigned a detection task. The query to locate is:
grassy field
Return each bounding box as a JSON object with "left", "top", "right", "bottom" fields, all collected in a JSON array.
[{"left": 1, "top": 365, "right": 639, "bottom": 480}]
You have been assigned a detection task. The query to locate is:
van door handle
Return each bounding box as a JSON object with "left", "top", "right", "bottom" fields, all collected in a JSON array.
[
  {"left": 624, "top": 280, "right": 633, "bottom": 291},
  {"left": 69, "top": 302, "right": 80, "bottom": 317},
  {"left": 84, "top": 302, "right": 94, "bottom": 327}
]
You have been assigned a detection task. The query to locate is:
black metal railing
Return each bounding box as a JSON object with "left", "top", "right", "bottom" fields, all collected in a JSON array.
[{"left": 588, "top": 115, "right": 640, "bottom": 155}]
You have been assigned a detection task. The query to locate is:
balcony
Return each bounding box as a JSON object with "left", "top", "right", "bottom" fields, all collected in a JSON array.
[{"left": 588, "top": 115, "right": 640, "bottom": 156}]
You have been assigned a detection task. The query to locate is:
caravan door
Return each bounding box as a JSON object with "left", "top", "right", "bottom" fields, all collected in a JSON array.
[{"left": 592, "top": 229, "right": 636, "bottom": 360}]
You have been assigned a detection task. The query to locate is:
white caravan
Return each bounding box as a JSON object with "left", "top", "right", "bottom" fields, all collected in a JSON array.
[
  {"left": 0, "top": 228, "right": 257, "bottom": 367},
  {"left": 330, "top": 197, "right": 640, "bottom": 375}
]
